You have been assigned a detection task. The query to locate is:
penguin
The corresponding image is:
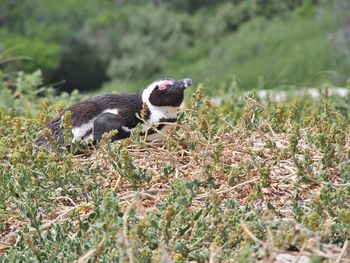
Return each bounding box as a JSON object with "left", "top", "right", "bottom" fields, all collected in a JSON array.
[{"left": 36, "top": 78, "right": 192, "bottom": 147}]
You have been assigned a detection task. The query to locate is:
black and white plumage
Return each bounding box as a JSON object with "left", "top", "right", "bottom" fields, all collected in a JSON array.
[{"left": 36, "top": 78, "right": 192, "bottom": 147}]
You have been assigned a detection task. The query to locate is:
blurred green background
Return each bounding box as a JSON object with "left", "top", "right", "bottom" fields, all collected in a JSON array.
[{"left": 0, "top": 0, "right": 349, "bottom": 95}]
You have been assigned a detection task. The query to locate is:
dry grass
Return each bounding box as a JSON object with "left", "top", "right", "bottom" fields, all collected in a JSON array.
[{"left": 1, "top": 92, "right": 349, "bottom": 262}]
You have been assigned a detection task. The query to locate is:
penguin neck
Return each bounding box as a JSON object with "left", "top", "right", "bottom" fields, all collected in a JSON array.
[{"left": 146, "top": 103, "right": 178, "bottom": 123}]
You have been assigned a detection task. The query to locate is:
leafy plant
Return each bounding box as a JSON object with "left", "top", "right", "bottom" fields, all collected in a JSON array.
[{"left": 1, "top": 71, "right": 349, "bottom": 261}]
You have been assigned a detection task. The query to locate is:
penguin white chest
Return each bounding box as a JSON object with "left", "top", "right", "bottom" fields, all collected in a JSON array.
[
  {"left": 142, "top": 105, "right": 178, "bottom": 141},
  {"left": 147, "top": 105, "right": 178, "bottom": 123}
]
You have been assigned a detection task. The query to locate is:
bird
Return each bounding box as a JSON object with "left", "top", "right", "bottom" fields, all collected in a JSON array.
[{"left": 36, "top": 78, "right": 192, "bottom": 147}]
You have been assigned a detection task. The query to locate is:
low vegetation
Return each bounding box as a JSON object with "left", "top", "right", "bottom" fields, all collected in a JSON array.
[{"left": 0, "top": 71, "right": 349, "bottom": 262}]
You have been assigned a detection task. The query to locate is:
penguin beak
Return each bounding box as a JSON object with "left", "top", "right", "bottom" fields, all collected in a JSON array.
[
  {"left": 173, "top": 78, "right": 192, "bottom": 90},
  {"left": 182, "top": 78, "right": 192, "bottom": 88}
]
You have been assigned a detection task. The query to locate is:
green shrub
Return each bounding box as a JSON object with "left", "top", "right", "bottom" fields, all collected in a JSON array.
[
  {"left": 0, "top": 30, "right": 60, "bottom": 78},
  {"left": 0, "top": 70, "right": 349, "bottom": 261}
]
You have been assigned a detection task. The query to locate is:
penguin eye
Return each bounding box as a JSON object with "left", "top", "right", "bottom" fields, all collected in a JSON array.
[{"left": 158, "top": 80, "right": 173, "bottom": 90}]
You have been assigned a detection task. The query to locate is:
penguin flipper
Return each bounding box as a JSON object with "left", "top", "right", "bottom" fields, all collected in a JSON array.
[{"left": 93, "top": 113, "right": 130, "bottom": 142}]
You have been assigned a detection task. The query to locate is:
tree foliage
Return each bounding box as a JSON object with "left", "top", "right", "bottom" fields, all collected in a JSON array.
[{"left": 0, "top": 0, "right": 341, "bottom": 93}]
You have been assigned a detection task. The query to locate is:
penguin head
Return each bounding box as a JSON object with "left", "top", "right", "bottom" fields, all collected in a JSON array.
[{"left": 142, "top": 78, "right": 192, "bottom": 108}]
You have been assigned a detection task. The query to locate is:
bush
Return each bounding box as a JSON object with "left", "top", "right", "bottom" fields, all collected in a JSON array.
[
  {"left": 0, "top": 0, "right": 326, "bottom": 92},
  {"left": 0, "top": 72, "right": 349, "bottom": 261},
  {"left": 0, "top": 30, "right": 60, "bottom": 79},
  {"left": 159, "top": 6, "right": 347, "bottom": 94}
]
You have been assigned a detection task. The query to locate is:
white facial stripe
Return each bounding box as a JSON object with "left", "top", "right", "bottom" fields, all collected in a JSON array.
[{"left": 141, "top": 80, "right": 165, "bottom": 106}]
